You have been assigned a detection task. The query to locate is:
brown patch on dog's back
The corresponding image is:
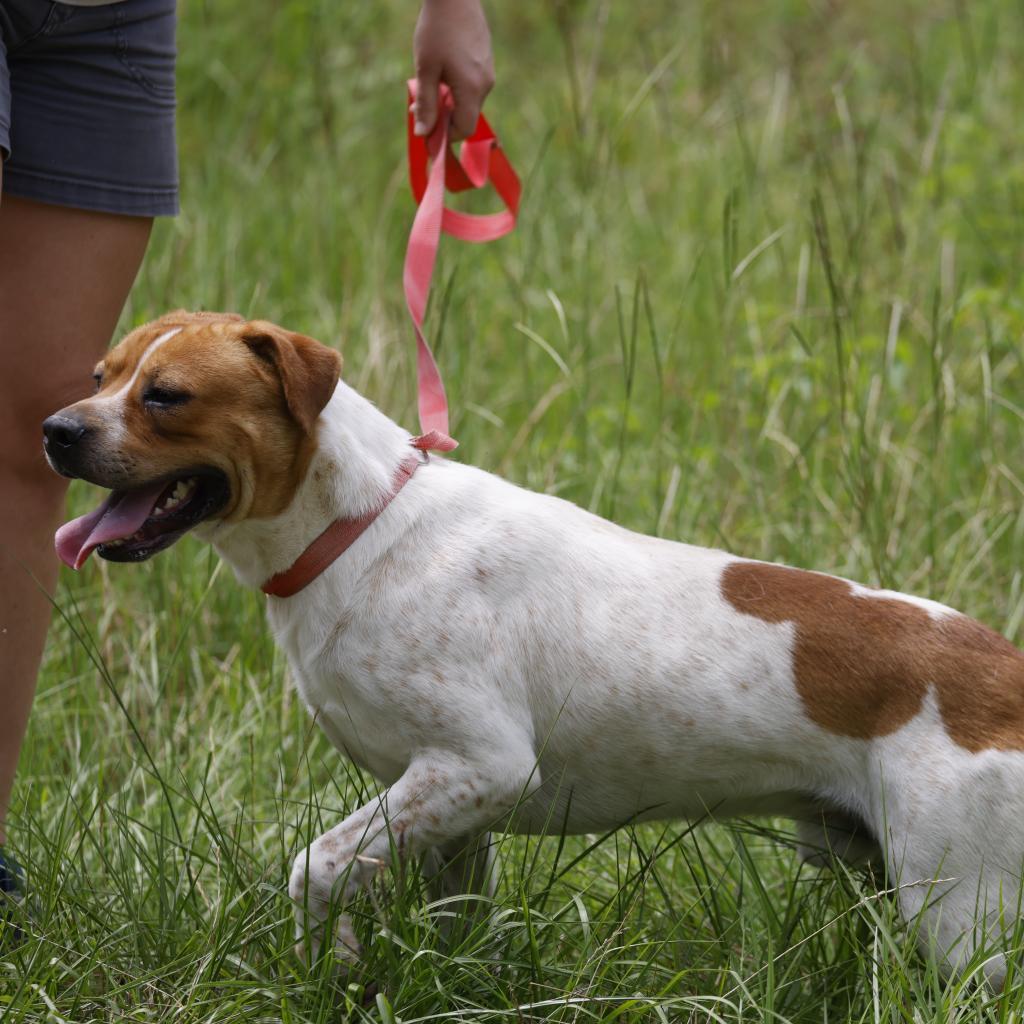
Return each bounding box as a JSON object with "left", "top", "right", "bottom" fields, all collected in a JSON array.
[{"left": 720, "top": 561, "right": 1024, "bottom": 752}]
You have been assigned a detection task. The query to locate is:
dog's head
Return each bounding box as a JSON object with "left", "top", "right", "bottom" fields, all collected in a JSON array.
[{"left": 44, "top": 311, "right": 342, "bottom": 568}]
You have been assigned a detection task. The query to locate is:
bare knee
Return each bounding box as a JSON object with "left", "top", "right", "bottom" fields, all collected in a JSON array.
[
  {"left": 1, "top": 375, "right": 92, "bottom": 500},
  {"left": 2, "top": 420, "right": 70, "bottom": 508}
]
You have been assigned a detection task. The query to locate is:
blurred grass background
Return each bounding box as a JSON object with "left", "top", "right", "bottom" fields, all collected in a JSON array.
[{"left": 5, "top": 0, "right": 1024, "bottom": 1019}]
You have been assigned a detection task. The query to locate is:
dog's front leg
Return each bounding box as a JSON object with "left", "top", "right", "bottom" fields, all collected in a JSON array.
[{"left": 289, "top": 754, "right": 528, "bottom": 963}]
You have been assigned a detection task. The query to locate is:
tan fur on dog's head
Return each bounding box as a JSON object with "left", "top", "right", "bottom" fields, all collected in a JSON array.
[{"left": 45, "top": 311, "right": 342, "bottom": 563}]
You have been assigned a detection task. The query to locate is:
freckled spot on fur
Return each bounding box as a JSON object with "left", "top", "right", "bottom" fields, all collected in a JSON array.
[
  {"left": 720, "top": 560, "right": 1024, "bottom": 752},
  {"left": 323, "top": 609, "right": 355, "bottom": 648},
  {"left": 431, "top": 670, "right": 444, "bottom": 685},
  {"left": 739, "top": 681, "right": 750, "bottom": 691},
  {"left": 474, "top": 566, "right": 489, "bottom": 582},
  {"left": 363, "top": 656, "right": 378, "bottom": 673}
]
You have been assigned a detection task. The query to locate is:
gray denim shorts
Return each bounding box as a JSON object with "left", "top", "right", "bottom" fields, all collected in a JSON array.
[{"left": 0, "top": 0, "right": 178, "bottom": 216}]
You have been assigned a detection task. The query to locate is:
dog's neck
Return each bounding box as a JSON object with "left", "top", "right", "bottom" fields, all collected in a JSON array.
[{"left": 199, "top": 381, "right": 415, "bottom": 589}]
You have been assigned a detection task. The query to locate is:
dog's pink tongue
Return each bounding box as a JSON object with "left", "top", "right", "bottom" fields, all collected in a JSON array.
[{"left": 55, "top": 483, "right": 166, "bottom": 570}]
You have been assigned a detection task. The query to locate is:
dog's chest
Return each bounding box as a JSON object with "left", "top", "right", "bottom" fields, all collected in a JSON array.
[
  {"left": 267, "top": 603, "right": 431, "bottom": 784},
  {"left": 291, "top": 661, "right": 419, "bottom": 784}
]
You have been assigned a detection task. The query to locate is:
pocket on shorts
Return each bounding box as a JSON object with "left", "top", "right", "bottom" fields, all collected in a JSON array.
[
  {"left": 110, "top": 0, "right": 176, "bottom": 100},
  {"left": 2, "top": 2, "right": 61, "bottom": 52}
]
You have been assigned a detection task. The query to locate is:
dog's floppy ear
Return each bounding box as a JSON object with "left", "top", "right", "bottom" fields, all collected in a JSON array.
[{"left": 242, "top": 322, "right": 343, "bottom": 433}]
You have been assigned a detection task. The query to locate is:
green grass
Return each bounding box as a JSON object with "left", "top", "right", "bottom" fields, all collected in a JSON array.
[{"left": 5, "top": 0, "right": 1024, "bottom": 1018}]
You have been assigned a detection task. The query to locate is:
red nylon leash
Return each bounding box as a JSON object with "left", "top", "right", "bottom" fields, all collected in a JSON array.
[
  {"left": 260, "top": 86, "right": 521, "bottom": 598},
  {"left": 405, "top": 79, "right": 522, "bottom": 452}
]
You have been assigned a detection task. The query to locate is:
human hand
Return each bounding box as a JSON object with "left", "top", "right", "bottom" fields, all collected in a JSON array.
[{"left": 413, "top": 0, "right": 494, "bottom": 140}]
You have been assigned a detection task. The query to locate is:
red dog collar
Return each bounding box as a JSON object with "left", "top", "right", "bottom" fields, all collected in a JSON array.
[{"left": 261, "top": 453, "right": 423, "bottom": 598}]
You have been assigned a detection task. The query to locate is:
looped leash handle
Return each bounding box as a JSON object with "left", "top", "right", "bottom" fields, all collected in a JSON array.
[{"left": 404, "top": 80, "right": 522, "bottom": 452}]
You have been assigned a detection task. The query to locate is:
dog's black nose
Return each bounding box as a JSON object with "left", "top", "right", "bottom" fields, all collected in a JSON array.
[{"left": 43, "top": 414, "right": 88, "bottom": 449}]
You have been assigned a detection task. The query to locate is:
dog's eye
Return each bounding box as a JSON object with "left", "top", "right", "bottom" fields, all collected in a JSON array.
[{"left": 143, "top": 385, "right": 191, "bottom": 409}]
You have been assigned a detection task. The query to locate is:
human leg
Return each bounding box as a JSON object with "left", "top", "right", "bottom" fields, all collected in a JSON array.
[
  {"left": 0, "top": 0, "right": 176, "bottom": 847},
  {"left": 0, "top": 190, "right": 152, "bottom": 842}
]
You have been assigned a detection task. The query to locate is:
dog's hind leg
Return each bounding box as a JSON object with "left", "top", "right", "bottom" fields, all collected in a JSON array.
[
  {"left": 866, "top": 762, "right": 1024, "bottom": 988},
  {"left": 796, "top": 809, "right": 880, "bottom": 868},
  {"left": 424, "top": 832, "right": 496, "bottom": 939},
  {"left": 882, "top": 834, "right": 1019, "bottom": 988}
]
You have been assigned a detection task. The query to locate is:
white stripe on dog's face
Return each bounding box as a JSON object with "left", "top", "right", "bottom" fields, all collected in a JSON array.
[
  {"left": 112, "top": 326, "right": 183, "bottom": 397},
  {"left": 90, "top": 326, "right": 183, "bottom": 442},
  {"left": 95, "top": 326, "right": 183, "bottom": 402}
]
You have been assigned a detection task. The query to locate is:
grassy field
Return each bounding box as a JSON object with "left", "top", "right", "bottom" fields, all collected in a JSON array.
[{"left": 5, "top": 0, "right": 1024, "bottom": 1018}]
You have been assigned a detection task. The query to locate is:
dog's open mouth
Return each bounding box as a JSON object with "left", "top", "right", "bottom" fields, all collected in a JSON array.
[{"left": 55, "top": 471, "right": 230, "bottom": 569}]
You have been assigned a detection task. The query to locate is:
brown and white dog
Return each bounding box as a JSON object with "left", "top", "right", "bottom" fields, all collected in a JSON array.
[{"left": 43, "top": 310, "right": 1024, "bottom": 984}]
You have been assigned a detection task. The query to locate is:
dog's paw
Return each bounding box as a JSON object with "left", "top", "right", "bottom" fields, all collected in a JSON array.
[
  {"left": 334, "top": 914, "right": 362, "bottom": 963},
  {"left": 292, "top": 919, "right": 324, "bottom": 965},
  {"left": 291, "top": 901, "right": 328, "bottom": 965},
  {"left": 292, "top": 913, "right": 362, "bottom": 968}
]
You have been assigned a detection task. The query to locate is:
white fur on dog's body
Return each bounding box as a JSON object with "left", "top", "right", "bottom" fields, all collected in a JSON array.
[{"left": 202, "top": 381, "right": 1024, "bottom": 983}]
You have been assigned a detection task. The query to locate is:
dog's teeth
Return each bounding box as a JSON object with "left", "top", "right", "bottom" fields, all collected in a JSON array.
[
  {"left": 152, "top": 478, "right": 198, "bottom": 518},
  {"left": 146, "top": 477, "right": 201, "bottom": 520}
]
